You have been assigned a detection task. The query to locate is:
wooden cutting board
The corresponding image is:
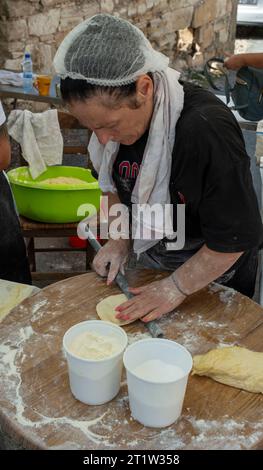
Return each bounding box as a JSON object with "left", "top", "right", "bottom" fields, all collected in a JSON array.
[{"left": 0, "top": 269, "right": 263, "bottom": 450}]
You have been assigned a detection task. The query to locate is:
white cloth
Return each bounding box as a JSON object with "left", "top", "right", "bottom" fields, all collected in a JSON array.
[
  {"left": 88, "top": 67, "right": 184, "bottom": 255},
  {"left": 0, "top": 70, "right": 23, "bottom": 87},
  {"left": 0, "top": 100, "right": 6, "bottom": 125},
  {"left": 7, "top": 109, "right": 63, "bottom": 179}
]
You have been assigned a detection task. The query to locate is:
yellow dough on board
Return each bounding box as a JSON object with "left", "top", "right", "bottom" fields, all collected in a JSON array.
[
  {"left": 40, "top": 176, "right": 87, "bottom": 185},
  {"left": 192, "top": 346, "right": 263, "bottom": 394},
  {"left": 96, "top": 293, "right": 135, "bottom": 326},
  {"left": 0, "top": 279, "right": 39, "bottom": 322}
]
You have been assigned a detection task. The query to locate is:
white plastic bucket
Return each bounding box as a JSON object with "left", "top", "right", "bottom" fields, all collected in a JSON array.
[
  {"left": 123, "top": 338, "right": 192, "bottom": 428},
  {"left": 63, "top": 320, "right": 128, "bottom": 405}
]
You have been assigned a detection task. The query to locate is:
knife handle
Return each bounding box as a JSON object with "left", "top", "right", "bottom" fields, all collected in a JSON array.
[{"left": 145, "top": 320, "right": 164, "bottom": 338}]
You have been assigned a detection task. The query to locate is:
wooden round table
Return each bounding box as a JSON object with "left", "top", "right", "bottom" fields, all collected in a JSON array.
[{"left": 1, "top": 269, "right": 263, "bottom": 450}]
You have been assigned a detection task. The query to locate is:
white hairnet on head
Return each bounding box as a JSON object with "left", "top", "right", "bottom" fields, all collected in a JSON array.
[{"left": 53, "top": 14, "right": 169, "bottom": 86}]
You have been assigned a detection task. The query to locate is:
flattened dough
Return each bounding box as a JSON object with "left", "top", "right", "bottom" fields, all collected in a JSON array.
[
  {"left": 96, "top": 293, "right": 135, "bottom": 326},
  {"left": 192, "top": 346, "right": 263, "bottom": 394},
  {"left": 0, "top": 279, "right": 39, "bottom": 323}
]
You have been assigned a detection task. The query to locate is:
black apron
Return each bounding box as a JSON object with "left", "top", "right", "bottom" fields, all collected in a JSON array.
[{"left": 0, "top": 172, "right": 31, "bottom": 284}]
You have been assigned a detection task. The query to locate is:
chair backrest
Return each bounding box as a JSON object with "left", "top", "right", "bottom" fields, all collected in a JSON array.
[{"left": 57, "top": 111, "right": 91, "bottom": 156}]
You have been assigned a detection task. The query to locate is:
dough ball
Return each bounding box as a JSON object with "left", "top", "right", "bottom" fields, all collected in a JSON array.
[
  {"left": 192, "top": 346, "right": 263, "bottom": 394},
  {"left": 96, "top": 293, "right": 135, "bottom": 326}
]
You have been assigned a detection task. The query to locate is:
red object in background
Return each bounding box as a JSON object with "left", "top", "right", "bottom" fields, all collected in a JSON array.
[
  {"left": 69, "top": 235, "right": 103, "bottom": 248},
  {"left": 68, "top": 236, "right": 87, "bottom": 248}
]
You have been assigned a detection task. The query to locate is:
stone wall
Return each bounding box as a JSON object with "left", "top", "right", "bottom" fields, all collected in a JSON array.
[{"left": 0, "top": 0, "right": 238, "bottom": 74}]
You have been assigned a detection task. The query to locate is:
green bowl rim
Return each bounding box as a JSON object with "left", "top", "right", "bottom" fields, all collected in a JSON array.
[{"left": 7, "top": 166, "right": 100, "bottom": 191}]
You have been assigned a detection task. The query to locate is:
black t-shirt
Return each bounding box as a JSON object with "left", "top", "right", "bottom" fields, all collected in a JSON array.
[
  {"left": 108, "top": 83, "right": 263, "bottom": 253},
  {"left": 112, "top": 129, "right": 148, "bottom": 205}
]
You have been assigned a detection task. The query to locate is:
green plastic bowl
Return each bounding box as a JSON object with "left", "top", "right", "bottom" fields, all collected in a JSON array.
[{"left": 7, "top": 166, "right": 101, "bottom": 223}]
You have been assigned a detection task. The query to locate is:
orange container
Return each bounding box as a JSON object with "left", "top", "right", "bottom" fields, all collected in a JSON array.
[{"left": 34, "top": 74, "right": 52, "bottom": 96}]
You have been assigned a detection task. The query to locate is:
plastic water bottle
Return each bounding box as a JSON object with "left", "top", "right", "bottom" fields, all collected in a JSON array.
[{"left": 22, "top": 52, "right": 33, "bottom": 92}]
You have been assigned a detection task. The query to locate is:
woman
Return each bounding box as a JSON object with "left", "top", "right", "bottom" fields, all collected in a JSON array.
[
  {"left": 0, "top": 100, "right": 31, "bottom": 284},
  {"left": 53, "top": 14, "right": 263, "bottom": 323}
]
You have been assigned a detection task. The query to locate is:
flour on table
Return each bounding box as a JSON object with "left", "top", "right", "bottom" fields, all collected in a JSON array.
[
  {"left": 1, "top": 322, "right": 262, "bottom": 449},
  {"left": 208, "top": 283, "right": 237, "bottom": 307},
  {"left": 187, "top": 416, "right": 263, "bottom": 450},
  {"left": 0, "top": 323, "right": 116, "bottom": 446},
  {"left": 127, "top": 332, "right": 151, "bottom": 345},
  {"left": 31, "top": 299, "right": 48, "bottom": 320},
  {"left": 219, "top": 289, "right": 236, "bottom": 307},
  {"left": 0, "top": 282, "right": 262, "bottom": 450}
]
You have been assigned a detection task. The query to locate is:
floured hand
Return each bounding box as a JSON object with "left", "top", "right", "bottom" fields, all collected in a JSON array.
[
  {"left": 92, "top": 238, "right": 130, "bottom": 285},
  {"left": 115, "top": 276, "right": 186, "bottom": 323}
]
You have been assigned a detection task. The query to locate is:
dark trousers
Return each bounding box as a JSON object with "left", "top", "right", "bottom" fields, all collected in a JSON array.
[{"left": 0, "top": 172, "right": 31, "bottom": 285}]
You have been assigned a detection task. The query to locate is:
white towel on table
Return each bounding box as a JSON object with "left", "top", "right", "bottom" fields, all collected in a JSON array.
[
  {"left": 7, "top": 109, "right": 63, "bottom": 179},
  {"left": 0, "top": 70, "right": 23, "bottom": 87},
  {"left": 88, "top": 67, "right": 184, "bottom": 255}
]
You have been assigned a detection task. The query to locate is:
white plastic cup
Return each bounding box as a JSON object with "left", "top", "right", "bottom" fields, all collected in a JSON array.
[
  {"left": 63, "top": 320, "right": 128, "bottom": 405},
  {"left": 123, "top": 338, "right": 192, "bottom": 428}
]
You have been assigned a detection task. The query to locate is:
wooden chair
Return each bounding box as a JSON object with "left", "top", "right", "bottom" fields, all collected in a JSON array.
[{"left": 17, "top": 111, "right": 96, "bottom": 282}]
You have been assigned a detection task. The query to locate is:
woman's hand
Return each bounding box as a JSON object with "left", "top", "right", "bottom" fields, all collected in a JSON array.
[
  {"left": 115, "top": 276, "right": 186, "bottom": 323},
  {"left": 92, "top": 238, "right": 130, "bottom": 285}
]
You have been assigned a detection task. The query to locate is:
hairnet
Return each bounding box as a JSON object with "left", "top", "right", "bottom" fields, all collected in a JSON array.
[{"left": 53, "top": 14, "right": 169, "bottom": 86}]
